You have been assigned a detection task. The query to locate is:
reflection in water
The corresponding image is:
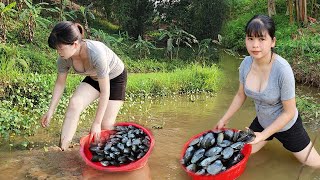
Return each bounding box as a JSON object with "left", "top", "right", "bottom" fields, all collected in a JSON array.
[{"left": 81, "top": 163, "right": 151, "bottom": 180}]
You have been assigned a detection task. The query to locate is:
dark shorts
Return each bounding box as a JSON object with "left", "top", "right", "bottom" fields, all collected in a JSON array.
[
  {"left": 249, "top": 114, "right": 310, "bottom": 152},
  {"left": 82, "top": 68, "right": 127, "bottom": 101}
]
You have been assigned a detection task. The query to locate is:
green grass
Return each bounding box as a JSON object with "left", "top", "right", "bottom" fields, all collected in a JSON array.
[{"left": 127, "top": 65, "right": 224, "bottom": 97}]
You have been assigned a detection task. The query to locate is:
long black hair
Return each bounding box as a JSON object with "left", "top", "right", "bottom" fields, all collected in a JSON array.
[
  {"left": 245, "top": 15, "right": 275, "bottom": 39},
  {"left": 48, "top": 21, "right": 85, "bottom": 49}
]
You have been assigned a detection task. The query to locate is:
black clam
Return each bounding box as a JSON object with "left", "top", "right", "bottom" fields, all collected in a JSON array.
[
  {"left": 181, "top": 129, "right": 250, "bottom": 176},
  {"left": 89, "top": 125, "right": 151, "bottom": 167},
  {"left": 237, "top": 128, "right": 256, "bottom": 143},
  {"left": 207, "top": 160, "right": 224, "bottom": 175}
]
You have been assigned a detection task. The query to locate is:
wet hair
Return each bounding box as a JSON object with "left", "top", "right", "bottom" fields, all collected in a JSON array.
[
  {"left": 245, "top": 15, "right": 275, "bottom": 39},
  {"left": 48, "top": 21, "right": 85, "bottom": 49}
]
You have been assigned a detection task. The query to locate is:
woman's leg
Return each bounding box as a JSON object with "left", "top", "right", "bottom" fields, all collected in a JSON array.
[
  {"left": 251, "top": 141, "right": 268, "bottom": 154},
  {"left": 101, "top": 100, "right": 124, "bottom": 130},
  {"left": 60, "top": 83, "right": 99, "bottom": 150},
  {"left": 293, "top": 142, "right": 320, "bottom": 168}
]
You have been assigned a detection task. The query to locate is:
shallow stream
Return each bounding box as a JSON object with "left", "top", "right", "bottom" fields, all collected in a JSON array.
[{"left": 0, "top": 53, "right": 319, "bottom": 180}]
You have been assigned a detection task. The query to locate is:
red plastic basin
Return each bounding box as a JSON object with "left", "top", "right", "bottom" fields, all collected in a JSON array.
[
  {"left": 80, "top": 122, "right": 155, "bottom": 172},
  {"left": 181, "top": 129, "right": 252, "bottom": 180}
]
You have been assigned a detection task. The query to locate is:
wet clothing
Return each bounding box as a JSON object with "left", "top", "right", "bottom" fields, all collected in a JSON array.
[
  {"left": 57, "top": 39, "right": 124, "bottom": 80},
  {"left": 239, "top": 55, "right": 298, "bottom": 132},
  {"left": 82, "top": 68, "right": 127, "bottom": 100},
  {"left": 249, "top": 114, "right": 310, "bottom": 152}
]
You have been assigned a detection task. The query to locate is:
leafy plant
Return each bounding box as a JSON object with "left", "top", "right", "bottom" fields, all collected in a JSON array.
[
  {"left": 78, "top": 3, "right": 95, "bottom": 38},
  {"left": 159, "top": 26, "right": 198, "bottom": 59},
  {"left": 0, "top": 44, "right": 29, "bottom": 73},
  {"left": 196, "top": 38, "right": 214, "bottom": 62},
  {"left": 91, "top": 28, "right": 127, "bottom": 50},
  {"left": 51, "top": 0, "right": 77, "bottom": 21},
  {"left": 19, "top": 0, "right": 52, "bottom": 42},
  {"left": 130, "top": 35, "right": 156, "bottom": 59},
  {"left": 0, "top": 2, "right": 17, "bottom": 43}
]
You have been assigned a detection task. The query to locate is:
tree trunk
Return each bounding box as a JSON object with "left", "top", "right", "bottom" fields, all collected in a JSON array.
[
  {"left": 288, "top": 0, "right": 294, "bottom": 24},
  {"left": 268, "top": 0, "right": 276, "bottom": 17},
  {"left": 303, "top": 0, "right": 307, "bottom": 25},
  {"left": 296, "top": 0, "right": 307, "bottom": 26},
  {"left": 0, "top": 16, "right": 7, "bottom": 43},
  {"left": 296, "top": 0, "right": 300, "bottom": 23}
]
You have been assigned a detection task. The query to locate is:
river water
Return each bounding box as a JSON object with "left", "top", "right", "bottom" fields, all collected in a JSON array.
[{"left": 0, "top": 53, "right": 319, "bottom": 180}]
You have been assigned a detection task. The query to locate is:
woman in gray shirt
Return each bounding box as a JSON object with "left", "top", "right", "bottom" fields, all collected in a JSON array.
[
  {"left": 41, "top": 21, "right": 127, "bottom": 151},
  {"left": 215, "top": 15, "right": 320, "bottom": 167}
]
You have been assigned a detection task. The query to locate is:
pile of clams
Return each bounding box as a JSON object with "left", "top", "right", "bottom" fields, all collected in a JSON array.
[
  {"left": 181, "top": 128, "right": 255, "bottom": 175},
  {"left": 89, "top": 125, "right": 151, "bottom": 167}
]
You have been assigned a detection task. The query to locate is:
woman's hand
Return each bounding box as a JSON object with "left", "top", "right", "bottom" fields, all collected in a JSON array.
[
  {"left": 41, "top": 111, "right": 53, "bottom": 128},
  {"left": 89, "top": 122, "right": 101, "bottom": 143},
  {"left": 214, "top": 119, "right": 228, "bottom": 130},
  {"left": 248, "top": 131, "right": 267, "bottom": 145}
]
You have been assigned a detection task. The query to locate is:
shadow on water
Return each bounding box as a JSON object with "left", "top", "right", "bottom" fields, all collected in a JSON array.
[{"left": 0, "top": 52, "right": 319, "bottom": 180}]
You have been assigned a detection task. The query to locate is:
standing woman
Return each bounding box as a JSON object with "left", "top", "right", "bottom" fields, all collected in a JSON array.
[
  {"left": 41, "top": 21, "right": 127, "bottom": 151},
  {"left": 215, "top": 15, "right": 320, "bottom": 167}
]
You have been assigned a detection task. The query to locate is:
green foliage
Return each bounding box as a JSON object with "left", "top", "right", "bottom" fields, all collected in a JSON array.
[
  {"left": 221, "top": 13, "right": 254, "bottom": 52},
  {"left": 0, "top": 74, "right": 52, "bottom": 139},
  {"left": 0, "top": 2, "right": 17, "bottom": 42},
  {"left": 19, "top": 45, "right": 56, "bottom": 74},
  {"left": 0, "top": 42, "right": 56, "bottom": 74},
  {"left": 126, "top": 65, "right": 224, "bottom": 97},
  {"left": 221, "top": 0, "right": 268, "bottom": 52},
  {"left": 221, "top": 0, "right": 320, "bottom": 63},
  {"left": 78, "top": 3, "right": 95, "bottom": 37},
  {"left": 156, "top": 0, "right": 228, "bottom": 40},
  {"left": 225, "top": 0, "right": 257, "bottom": 18},
  {"left": 0, "top": 44, "right": 29, "bottom": 73},
  {"left": 296, "top": 95, "right": 320, "bottom": 127},
  {"left": 111, "top": 0, "right": 155, "bottom": 38},
  {"left": 159, "top": 26, "right": 198, "bottom": 59},
  {"left": 90, "top": 16, "right": 120, "bottom": 34},
  {"left": 196, "top": 38, "right": 216, "bottom": 63},
  {"left": 50, "top": 0, "right": 77, "bottom": 21},
  {"left": 276, "top": 23, "right": 320, "bottom": 64},
  {"left": 188, "top": 0, "right": 227, "bottom": 40},
  {"left": 0, "top": 107, "right": 37, "bottom": 139},
  {"left": 130, "top": 35, "right": 157, "bottom": 59},
  {"left": 51, "top": 8, "right": 76, "bottom": 21},
  {"left": 0, "top": 74, "right": 83, "bottom": 140},
  {"left": 91, "top": 28, "right": 128, "bottom": 52},
  {"left": 124, "top": 58, "right": 185, "bottom": 73},
  {"left": 19, "top": 0, "right": 52, "bottom": 42}
]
